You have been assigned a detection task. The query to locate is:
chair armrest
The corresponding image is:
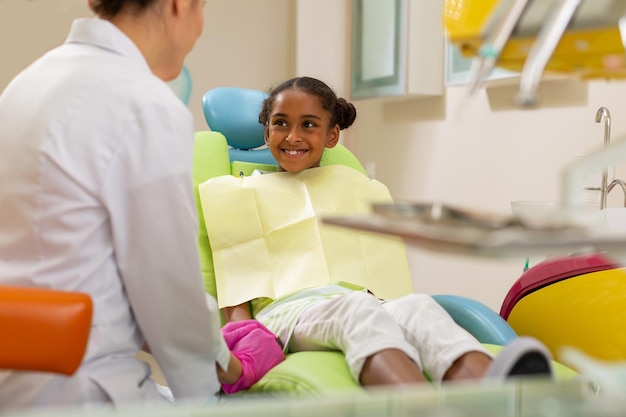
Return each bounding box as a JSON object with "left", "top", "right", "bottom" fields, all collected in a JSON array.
[
  {"left": 0, "top": 286, "right": 92, "bottom": 375},
  {"left": 432, "top": 294, "right": 517, "bottom": 345}
]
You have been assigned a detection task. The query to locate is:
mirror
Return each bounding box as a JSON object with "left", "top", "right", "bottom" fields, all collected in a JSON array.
[{"left": 350, "top": 0, "right": 407, "bottom": 99}]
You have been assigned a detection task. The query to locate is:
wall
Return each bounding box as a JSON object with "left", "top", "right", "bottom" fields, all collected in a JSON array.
[
  {"left": 354, "top": 79, "right": 626, "bottom": 310},
  {"left": 294, "top": 0, "right": 626, "bottom": 310},
  {"left": 0, "top": 0, "right": 92, "bottom": 85},
  {"left": 4, "top": 0, "right": 626, "bottom": 311},
  {"left": 0, "top": 0, "right": 294, "bottom": 133},
  {"left": 185, "top": 0, "right": 295, "bottom": 131},
  {"left": 294, "top": 0, "right": 356, "bottom": 149}
]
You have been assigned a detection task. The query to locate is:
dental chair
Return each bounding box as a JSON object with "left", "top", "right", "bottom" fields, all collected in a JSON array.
[
  {"left": 0, "top": 286, "right": 92, "bottom": 375},
  {"left": 193, "top": 87, "right": 574, "bottom": 395},
  {"left": 501, "top": 252, "right": 626, "bottom": 363}
]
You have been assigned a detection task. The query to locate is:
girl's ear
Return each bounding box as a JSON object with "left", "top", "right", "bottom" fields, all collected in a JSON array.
[
  {"left": 326, "top": 124, "right": 340, "bottom": 149},
  {"left": 264, "top": 125, "right": 270, "bottom": 145}
]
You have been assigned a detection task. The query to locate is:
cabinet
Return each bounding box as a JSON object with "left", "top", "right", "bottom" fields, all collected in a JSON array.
[{"left": 350, "top": 0, "right": 444, "bottom": 100}]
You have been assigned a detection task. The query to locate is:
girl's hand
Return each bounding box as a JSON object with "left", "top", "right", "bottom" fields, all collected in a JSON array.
[{"left": 220, "top": 320, "right": 285, "bottom": 394}]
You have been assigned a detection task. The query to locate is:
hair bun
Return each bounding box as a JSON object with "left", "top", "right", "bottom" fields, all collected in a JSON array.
[{"left": 336, "top": 98, "right": 357, "bottom": 130}]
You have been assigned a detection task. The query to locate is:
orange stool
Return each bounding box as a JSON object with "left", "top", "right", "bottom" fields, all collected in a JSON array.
[{"left": 0, "top": 286, "right": 92, "bottom": 375}]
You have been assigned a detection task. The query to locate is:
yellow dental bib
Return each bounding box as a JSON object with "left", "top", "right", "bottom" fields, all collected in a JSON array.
[{"left": 199, "top": 165, "right": 413, "bottom": 308}]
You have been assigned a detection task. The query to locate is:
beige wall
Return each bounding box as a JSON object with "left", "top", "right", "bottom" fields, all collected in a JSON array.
[
  {"left": 294, "top": 0, "right": 357, "bottom": 149},
  {"left": 0, "top": 0, "right": 294, "bottom": 133},
  {"left": 295, "top": 0, "right": 626, "bottom": 311},
  {"left": 186, "top": 0, "right": 295, "bottom": 131},
  {"left": 0, "top": 0, "right": 92, "bottom": 86},
  {"left": 4, "top": 0, "right": 626, "bottom": 311}
]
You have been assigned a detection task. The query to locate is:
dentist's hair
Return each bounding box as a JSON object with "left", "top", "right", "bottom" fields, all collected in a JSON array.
[
  {"left": 89, "top": 0, "right": 164, "bottom": 18},
  {"left": 259, "top": 76, "right": 357, "bottom": 131}
]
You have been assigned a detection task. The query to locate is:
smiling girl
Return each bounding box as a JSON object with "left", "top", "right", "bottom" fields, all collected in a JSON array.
[{"left": 219, "top": 76, "right": 554, "bottom": 388}]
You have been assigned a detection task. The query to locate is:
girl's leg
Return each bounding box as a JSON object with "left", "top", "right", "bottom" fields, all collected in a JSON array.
[
  {"left": 360, "top": 349, "right": 426, "bottom": 385},
  {"left": 289, "top": 291, "right": 427, "bottom": 386},
  {"left": 443, "top": 351, "right": 492, "bottom": 380},
  {"left": 382, "top": 294, "right": 493, "bottom": 383}
]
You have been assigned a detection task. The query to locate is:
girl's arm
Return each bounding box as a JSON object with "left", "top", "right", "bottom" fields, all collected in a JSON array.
[
  {"left": 222, "top": 302, "right": 252, "bottom": 322},
  {"left": 217, "top": 353, "right": 243, "bottom": 384},
  {"left": 215, "top": 302, "right": 251, "bottom": 384},
  {"left": 216, "top": 302, "right": 252, "bottom": 383},
  {"left": 217, "top": 304, "right": 286, "bottom": 392}
]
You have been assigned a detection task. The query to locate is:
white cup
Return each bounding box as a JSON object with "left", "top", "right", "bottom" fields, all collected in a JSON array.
[{"left": 510, "top": 200, "right": 601, "bottom": 229}]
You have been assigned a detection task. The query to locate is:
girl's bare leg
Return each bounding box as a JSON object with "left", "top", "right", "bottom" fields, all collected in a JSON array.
[
  {"left": 360, "top": 350, "right": 493, "bottom": 386},
  {"left": 443, "top": 351, "right": 492, "bottom": 381},
  {"left": 359, "top": 348, "right": 427, "bottom": 386}
]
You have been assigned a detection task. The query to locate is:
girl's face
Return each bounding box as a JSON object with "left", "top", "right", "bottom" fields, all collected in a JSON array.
[{"left": 264, "top": 89, "right": 340, "bottom": 173}]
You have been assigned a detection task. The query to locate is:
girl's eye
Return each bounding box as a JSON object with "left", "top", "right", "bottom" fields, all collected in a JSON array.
[
  {"left": 303, "top": 121, "right": 315, "bottom": 128},
  {"left": 272, "top": 119, "right": 287, "bottom": 127}
]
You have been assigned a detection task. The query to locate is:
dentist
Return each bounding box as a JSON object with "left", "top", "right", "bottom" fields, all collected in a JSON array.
[{"left": 0, "top": 0, "right": 282, "bottom": 409}]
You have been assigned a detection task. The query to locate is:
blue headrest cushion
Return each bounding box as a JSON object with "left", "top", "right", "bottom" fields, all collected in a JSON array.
[{"left": 202, "top": 87, "right": 268, "bottom": 150}]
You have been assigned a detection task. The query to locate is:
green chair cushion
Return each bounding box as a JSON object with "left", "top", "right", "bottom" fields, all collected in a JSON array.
[
  {"left": 245, "top": 345, "right": 577, "bottom": 396},
  {"left": 193, "top": 130, "right": 577, "bottom": 396},
  {"left": 248, "top": 352, "right": 360, "bottom": 395},
  {"left": 231, "top": 160, "right": 279, "bottom": 177},
  {"left": 193, "top": 131, "right": 231, "bottom": 297},
  {"left": 321, "top": 144, "right": 367, "bottom": 175}
]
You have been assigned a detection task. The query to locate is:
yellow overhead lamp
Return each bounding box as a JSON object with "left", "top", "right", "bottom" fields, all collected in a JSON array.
[{"left": 444, "top": 0, "right": 626, "bottom": 105}]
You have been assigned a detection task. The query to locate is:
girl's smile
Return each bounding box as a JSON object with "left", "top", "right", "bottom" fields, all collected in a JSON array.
[{"left": 264, "top": 89, "right": 339, "bottom": 172}]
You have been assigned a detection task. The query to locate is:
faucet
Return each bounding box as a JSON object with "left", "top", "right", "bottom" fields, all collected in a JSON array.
[
  {"left": 562, "top": 106, "right": 626, "bottom": 211},
  {"left": 608, "top": 179, "right": 626, "bottom": 207},
  {"left": 590, "top": 107, "right": 626, "bottom": 208},
  {"left": 594, "top": 107, "right": 612, "bottom": 209}
]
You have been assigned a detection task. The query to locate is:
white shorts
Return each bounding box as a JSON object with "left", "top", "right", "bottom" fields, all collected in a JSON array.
[{"left": 286, "top": 292, "right": 491, "bottom": 383}]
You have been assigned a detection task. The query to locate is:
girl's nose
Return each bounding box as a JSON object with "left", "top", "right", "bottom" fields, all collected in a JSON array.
[{"left": 285, "top": 130, "right": 302, "bottom": 144}]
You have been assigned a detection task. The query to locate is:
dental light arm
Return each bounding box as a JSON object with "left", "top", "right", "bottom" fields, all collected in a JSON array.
[
  {"left": 516, "top": 0, "right": 582, "bottom": 106},
  {"left": 446, "top": 0, "right": 626, "bottom": 106}
]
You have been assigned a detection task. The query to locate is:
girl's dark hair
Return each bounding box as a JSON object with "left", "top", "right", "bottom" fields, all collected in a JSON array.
[
  {"left": 259, "top": 77, "right": 357, "bottom": 131},
  {"left": 90, "top": 0, "right": 158, "bottom": 18}
]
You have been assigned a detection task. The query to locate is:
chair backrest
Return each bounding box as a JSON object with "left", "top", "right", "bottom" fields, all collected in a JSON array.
[
  {"left": 194, "top": 86, "right": 367, "bottom": 300},
  {"left": 194, "top": 87, "right": 538, "bottom": 370},
  {"left": 0, "top": 286, "right": 92, "bottom": 375},
  {"left": 202, "top": 86, "right": 275, "bottom": 165}
]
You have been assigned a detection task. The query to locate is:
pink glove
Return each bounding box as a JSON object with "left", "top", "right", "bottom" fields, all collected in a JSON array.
[{"left": 221, "top": 320, "right": 285, "bottom": 394}]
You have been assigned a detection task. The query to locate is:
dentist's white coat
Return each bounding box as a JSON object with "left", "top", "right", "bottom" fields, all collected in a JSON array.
[{"left": 0, "top": 18, "right": 230, "bottom": 409}]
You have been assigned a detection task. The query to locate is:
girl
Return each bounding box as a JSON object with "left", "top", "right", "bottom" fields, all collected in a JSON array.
[{"left": 219, "top": 76, "right": 554, "bottom": 387}]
